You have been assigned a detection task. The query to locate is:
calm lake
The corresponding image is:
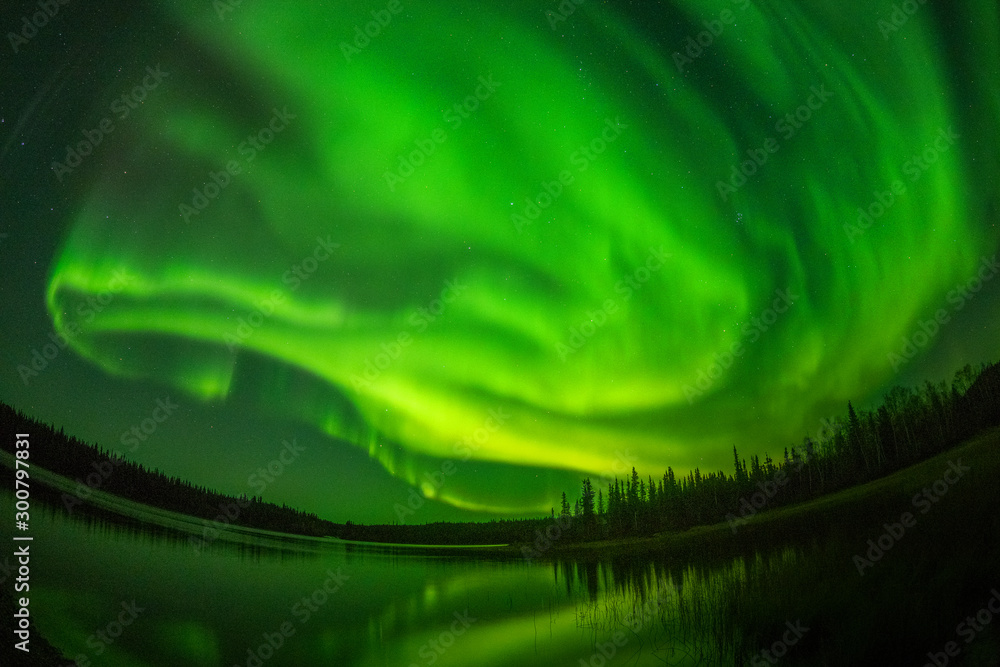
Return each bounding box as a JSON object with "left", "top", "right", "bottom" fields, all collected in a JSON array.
[
  {"left": 6, "top": 460, "right": 1000, "bottom": 667},
  {"left": 2, "top": 486, "right": 767, "bottom": 666}
]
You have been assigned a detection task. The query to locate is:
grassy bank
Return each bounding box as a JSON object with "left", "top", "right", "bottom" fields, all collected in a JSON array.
[
  {"left": 538, "top": 425, "right": 1000, "bottom": 562},
  {"left": 558, "top": 427, "right": 1000, "bottom": 664}
]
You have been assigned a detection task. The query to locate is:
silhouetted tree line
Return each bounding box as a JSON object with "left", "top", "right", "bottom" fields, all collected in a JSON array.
[
  {"left": 0, "top": 402, "right": 577, "bottom": 545},
  {"left": 558, "top": 360, "right": 1000, "bottom": 540},
  {"left": 0, "top": 403, "right": 338, "bottom": 538},
  {"left": 2, "top": 359, "right": 997, "bottom": 548}
]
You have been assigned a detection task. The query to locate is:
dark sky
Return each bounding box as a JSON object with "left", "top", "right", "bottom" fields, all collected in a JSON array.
[{"left": 1, "top": 0, "right": 998, "bottom": 524}]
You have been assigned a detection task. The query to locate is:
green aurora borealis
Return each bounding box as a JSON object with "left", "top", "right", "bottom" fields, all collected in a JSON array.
[{"left": 11, "top": 0, "right": 1000, "bottom": 519}]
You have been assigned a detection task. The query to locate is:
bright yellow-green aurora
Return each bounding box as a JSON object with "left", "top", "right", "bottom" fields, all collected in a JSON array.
[{"left": 38, "top": 0, "right": 1000, "bottom": 517}]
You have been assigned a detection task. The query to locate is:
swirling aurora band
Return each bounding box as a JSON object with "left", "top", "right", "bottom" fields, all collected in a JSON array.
[{"left": 44, "top": 0, "right": 999, "bottom": 515}]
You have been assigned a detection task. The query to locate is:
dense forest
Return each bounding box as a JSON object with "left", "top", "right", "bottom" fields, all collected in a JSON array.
[
  {"left": 0, "top": 401, "right": 557, "bottom": 546},
  {"left": 0, "top": 402, "right": 339, "bottom": 539},
  {"left": 1, "top": 359, "right": 998, "bottom": 549},
  {"left": 556, "top": 360, "right": 1000, "bottom": 540}
]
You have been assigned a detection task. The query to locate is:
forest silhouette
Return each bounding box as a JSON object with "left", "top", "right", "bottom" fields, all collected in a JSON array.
[{"left": 2, "top": 359, "right": 998, "bottom": 548}]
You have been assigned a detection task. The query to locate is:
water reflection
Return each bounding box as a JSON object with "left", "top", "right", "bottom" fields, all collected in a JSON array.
[
  {"left": 11, "top": 486, "right": 986, "bottom": 666},
  {"left": 6, "top": 489, "right": 751, "bottom": 665}
]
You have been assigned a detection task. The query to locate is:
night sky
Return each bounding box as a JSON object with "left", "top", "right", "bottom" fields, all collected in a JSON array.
[{"left": 1, "top": 0, "right": 998, "bottom": 524}]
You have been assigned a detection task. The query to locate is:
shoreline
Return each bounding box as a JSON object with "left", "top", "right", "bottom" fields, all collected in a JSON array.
[{"left": 5, "top": 425, "right": 996, "bottom": 562}]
